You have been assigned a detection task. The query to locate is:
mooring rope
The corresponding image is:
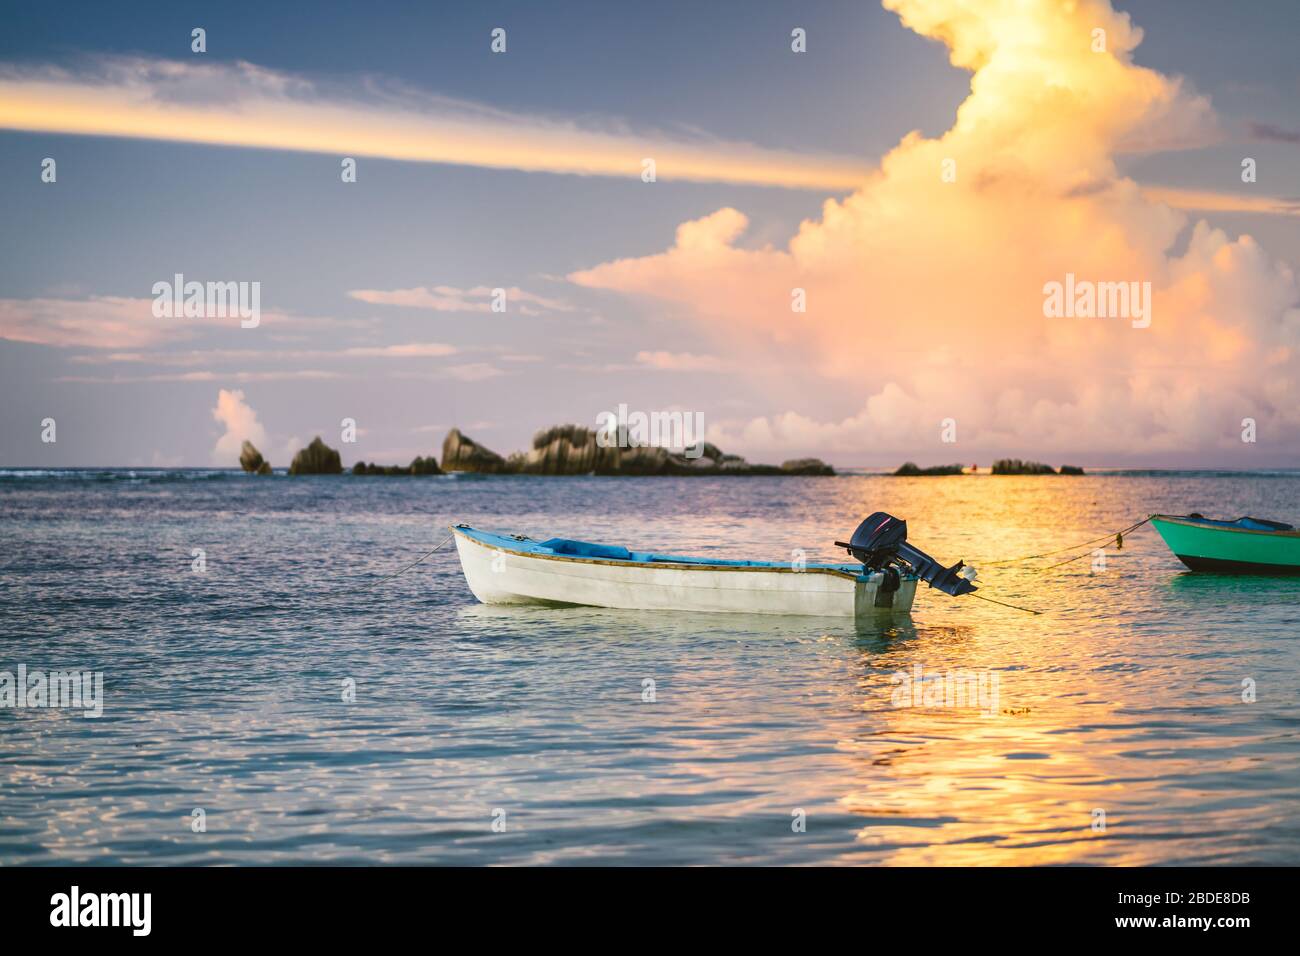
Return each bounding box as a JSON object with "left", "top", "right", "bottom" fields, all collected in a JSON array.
[
  {"left": 328, "top": 530, "right": 455, "bottom": 593},
  {"left": 1029, "top": 518, "right": 1152, "bottom": 574},
  {"left": 377, "top": 530, "right": 455, "bottom": 580},
  {"left": 967, "top": 591, "right": 1041, "bottom": 615},
  {"left": 955, "top": 515, "right": 1157, "bottom": 612},
  {"left": 979, "top": 515, "right": 1153, "bottom": 568}
]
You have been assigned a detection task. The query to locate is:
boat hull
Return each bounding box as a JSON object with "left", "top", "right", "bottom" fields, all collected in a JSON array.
[
  {"left": 1151, "top": 515, "right": 1300, "bottom": 575},
  {"left": 453, "top": 527, "right": 917, "bottom": 618}
]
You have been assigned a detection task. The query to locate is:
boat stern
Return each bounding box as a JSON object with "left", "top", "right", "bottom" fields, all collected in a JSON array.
[{"left": 854, "top": 572, "right": 918, "bottom": 615}]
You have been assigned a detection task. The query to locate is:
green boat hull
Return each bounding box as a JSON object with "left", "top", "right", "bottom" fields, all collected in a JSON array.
[{"left": 1151, "top": 515, "right": 1300, "bottom": 575}]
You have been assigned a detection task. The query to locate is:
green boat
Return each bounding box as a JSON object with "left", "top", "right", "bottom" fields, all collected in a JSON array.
[{"left": 1151, "top": 514, "right": 1300, "bottom": 574}]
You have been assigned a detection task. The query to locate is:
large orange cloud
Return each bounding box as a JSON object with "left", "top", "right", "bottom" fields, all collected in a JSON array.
[{"left": 569, "top": 0, "right": 1299, "bottom": 462}]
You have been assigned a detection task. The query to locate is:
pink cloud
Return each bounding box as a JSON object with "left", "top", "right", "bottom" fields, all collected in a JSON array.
[
  {"left": 568, "top": 0, "right": 1300, "bottom": 462},
  {"left": 0, "top": 296, "right": 180, "bottom": 349},
  {"left": 210, "top": 388, "right": 267, "bottom": 465},
  {"left": 635, "top": 350, "right": 726, "bottom": 371},
  {"left": 0, "top": 296, "right": 360, "bottom": 350},
  {"left": 347, "top": 285, "right": 573, "bottom": 316}
]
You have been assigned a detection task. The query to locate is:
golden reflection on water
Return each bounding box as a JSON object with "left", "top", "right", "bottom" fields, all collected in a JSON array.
[
  {"left": 838, "top": 652, "right": 1128, "bottom": 866},
  {"left": 794, "top": 474, "right": 1300, "bottom": 866},
  {"left": 612, "top": 473, "right": 1300, "bottom": 866},
  {"left": 4, "top": 472, "right": 1298, "bottom": 864}
]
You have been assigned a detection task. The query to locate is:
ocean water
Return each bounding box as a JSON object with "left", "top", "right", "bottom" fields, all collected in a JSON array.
[{"left": 1, "top": 469, "right": 1297, "bottom": 866}]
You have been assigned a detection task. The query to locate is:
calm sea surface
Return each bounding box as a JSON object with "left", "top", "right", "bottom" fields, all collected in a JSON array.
[{"left": 1, "top": 470, "right": 1297, "bottom": 865}]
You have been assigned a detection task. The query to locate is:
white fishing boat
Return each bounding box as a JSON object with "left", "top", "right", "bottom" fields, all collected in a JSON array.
[{"left": 451, "top": 513, "right": 979, "bottom": 620}]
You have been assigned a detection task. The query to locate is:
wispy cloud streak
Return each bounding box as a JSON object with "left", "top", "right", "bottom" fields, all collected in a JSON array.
[{"left": 0, "top": 57, "right": 869, "bottom": 190}]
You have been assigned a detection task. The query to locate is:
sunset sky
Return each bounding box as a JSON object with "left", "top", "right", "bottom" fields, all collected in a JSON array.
[{"left": 2, "top": 0, "right": 1298, "bottom": 468}]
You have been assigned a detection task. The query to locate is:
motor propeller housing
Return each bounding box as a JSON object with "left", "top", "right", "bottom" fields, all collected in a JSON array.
[{"left": 835, "top": 511, "right": 978, "bottom": 597}]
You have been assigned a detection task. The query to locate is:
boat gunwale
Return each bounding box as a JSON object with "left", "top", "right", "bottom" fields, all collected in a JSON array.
[
  {"left": 450, "top": 525, "right": 894, "bottom": 581},
  {"left": 1151, "top": 514, "right": 1300, "bottom": 538}
]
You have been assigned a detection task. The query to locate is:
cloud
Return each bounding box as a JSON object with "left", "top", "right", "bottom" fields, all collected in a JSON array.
[
  {"left": 442, "top": 363, "right": 503, "bottom": 382},
  {"left": 211, "top": 388, "right": 267, "bottom": 465},
  {"left": 384, "top": 362, "right": 504, "bottom": 382},
  {"left": 635, "top": 350, "right": 726, "bottom": 371},
  {"left": 0, "top": 295, "right": 360, "bottom": 349},
  {"left": 341, "top": 342, "right": 459, "bottom": 357},
  {"left": 1141, "top": 187, "right": 1300, "bottom": 217},
  {"left": 571, "top": 209, "right": 788, "bottom": 319},
  {"left": 570, "top": 0, "right": 1300, "bottom": 462},
  {"left": 58, "top": 370, "right": 340, "bottom": 384},
  {"left": 1248, "top": 121, "right": 1300, "bottom": 145},
  {"left": 347, "top": 285, "right": 573, "bottom": 316},
  {"left": 0, "top": 296, "right": 186, "bottom": 349},
  {"left": 0, "top": 56, "right": 870, "bottom": 191},
  {"left": 67, "top": 342, "right": 459, "bottom": 365}
]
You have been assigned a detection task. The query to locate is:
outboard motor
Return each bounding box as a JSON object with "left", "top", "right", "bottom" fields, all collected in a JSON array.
[{"left": 835, "top": 512, "right": 978, "bottom": 597}]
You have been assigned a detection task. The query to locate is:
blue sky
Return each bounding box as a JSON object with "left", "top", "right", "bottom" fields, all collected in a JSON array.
[{"left": 2, "top": 0, "right": 1298, "bottom": 467}]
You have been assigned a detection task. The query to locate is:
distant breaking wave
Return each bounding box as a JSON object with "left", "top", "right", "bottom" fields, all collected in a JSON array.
[{"left": 0, "top": 468, "right": 245, "bottom": 482}]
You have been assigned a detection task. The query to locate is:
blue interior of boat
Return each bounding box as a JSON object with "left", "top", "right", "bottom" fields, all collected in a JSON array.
[
  {"left": 456, "top": 526, "right": 867, "bottom": 572},
  {"left": 1181, "top": 515, "right": 1295, "bottom": 532}
]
